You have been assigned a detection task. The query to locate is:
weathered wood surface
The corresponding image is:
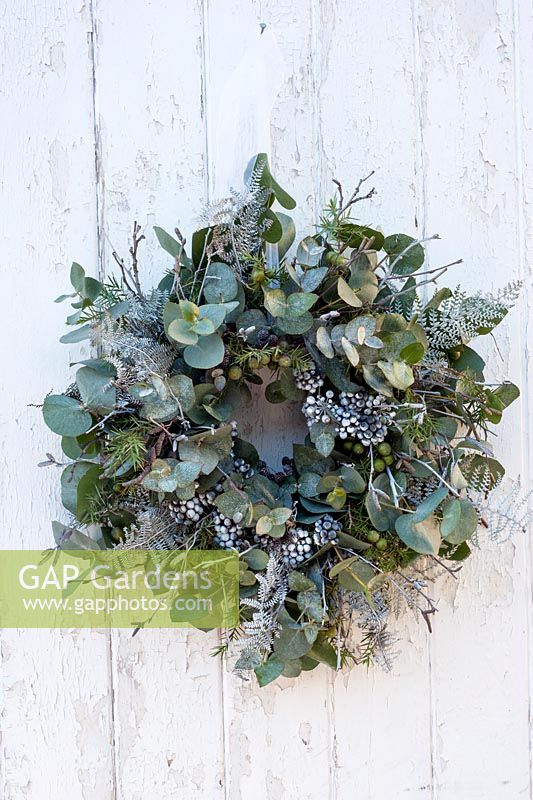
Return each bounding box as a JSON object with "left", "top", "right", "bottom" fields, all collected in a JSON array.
[{"left": 1, "top": 1, "right": 532, "bottom": 797}]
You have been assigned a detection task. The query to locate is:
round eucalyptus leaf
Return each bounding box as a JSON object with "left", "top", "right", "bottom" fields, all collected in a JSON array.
[
  {"left": 183, "top": 334, "right": 225, "bottom": 369},
  {"left": 202, "top": 263, "right": 238, "bottom": 303},
  {"left": 43, "top": 395, "right": 92, "bottom": 437}
]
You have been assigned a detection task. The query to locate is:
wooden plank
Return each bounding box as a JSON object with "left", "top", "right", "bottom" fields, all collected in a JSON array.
[
  {"left": 212, "top": 2, "right": 333, "bottom": 797},
  {"left": 92, "top": 0, "right": 208, "bottom": 288},
  {"left": 0, "top": 1, "right": 115, "bottom": 797},
  {"left": 515, "top": 0, "right": 533, "bottom": 793},
  {"left": 91, "top": 2, "right": 227, "bottom": 797},
  {"left": 417, "top": 0, "right": 531, "bottom": 796},
  {"left": 316, "top": 1, "right": 436, "bottom": 796}
]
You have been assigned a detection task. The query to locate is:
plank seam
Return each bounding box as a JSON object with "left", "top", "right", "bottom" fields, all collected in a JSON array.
[
  {"left": 88, "top": 3, "right": 119, "bottom": 797},
  {"left": 410, "top": 0, "right": 438, "bottom": 796},
  {"left": 201, "top": 0, "right": 211, "bottom": 204},
  {"left": 108, "top": 634, "right": 120, "bottom": 800},
  {"left": 310, "top": 0, "right": 323, "bottom": 221},
  {"left": 0, "top": 643, "right": 6, "bottom": 800},
  {"left": 200, "top": 1, "right": 230, "bottom": 794},
  {"left": 89, "top": 0, "right": 105, "bottom": 282}
]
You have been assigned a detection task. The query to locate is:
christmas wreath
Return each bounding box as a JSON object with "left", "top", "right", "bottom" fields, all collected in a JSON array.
[{"left": 42, "top": 155, "right": 526, "bottom": 686}]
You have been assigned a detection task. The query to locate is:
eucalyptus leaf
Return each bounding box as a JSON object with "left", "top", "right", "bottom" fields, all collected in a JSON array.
[
  {"left": 377, "top": 360, "right": 414, "bottom": 390},
  {"left": 277, "top": 213, "right": 296, "bottom": 259},
  {"left": 288, "top": 572, "right": 316, "bottom": 591},
  {"left": 202, "top": 263, "right": 238, "bottom": 303},
  {"left": 274, "top": 624, "right": 313, "bottom": 661},
  {"left": 59, "top": 324, "right": 93, "bottom": 344},
  {"left": 341, "top": 337, "right": 360, "bottom": 367},
  {"left": 183, "top": 334, "right": 225, "bottom": 369},
  {"left": 395, "top": 514, "right": 441, "bottom": 555},
  {"left": 243, "top": 549, "right": 270, "bottom": 571},
  {"left": 76, "top": 366, "right": 116, "bottom": 412},
  {"left": 179, "top": 440, "right": 219, "bottom": 474},
  {"left": 154, "top": 226, "right": 183, "bottom": 258},
  {"left": 297, "top": 589, "right": 323, "bottom": 621},
  {"left": 362, "top": 365, "right": 394, "bottom": 397},
  {"left": 384, "top": 233, "right": 425, "bottom": 276},
  {"left": 337, "top": 277, "right": 362, "bottom": 307},
  {"left": 296, "top": 236, "right": 324, "bottom": 267},
  {"left": 441, "top": 498, "right": 478, "bottom": 544},
  {"left": 43, "top": 395, "right": 92, "bottom": 437},
  {"left": 300, "top": 266, "right": 328, "bottom": 292},
  {"left": 316, "top": 326, "right": 334, "bottom": 359},
  {"left": 215, "top": 490, "right": 253, "bottom": 525},
  {"left": 276, "top": 312, "right": 314, "bottom": 334},
  {"left": 60, "top": 461, "right": 96, "bottom": 515},
  {"left": 254, "top": 657, "right": 284, "bottom": 687}
]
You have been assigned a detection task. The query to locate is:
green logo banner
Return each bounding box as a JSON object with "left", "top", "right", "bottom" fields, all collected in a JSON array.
[{"left": 0, "top": 550, "right": 239, "bottom": 629}]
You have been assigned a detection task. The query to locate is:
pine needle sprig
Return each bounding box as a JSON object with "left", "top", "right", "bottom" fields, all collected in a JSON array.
[
  {"left": 77, "top": 276, "right": 129, "bottom": 323},
  {"left": 102, "top": 420, "right": 152, "bottom": 475}
]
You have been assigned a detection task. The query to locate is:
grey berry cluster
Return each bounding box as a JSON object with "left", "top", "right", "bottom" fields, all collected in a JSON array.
[
  {"left": 335, "top": 391, "right": 395, "bottom": 446},
  {"left": 167, "top": 491, "right": 216, "bottom": 526},
  {"left": 302, "top": 389, "right": 395, "bottom": 447},
  {"left": 313, "top": 514, "right": 341, "bottom": 546},
  {"left": 294, "top": 366, "right": 324, "bottom": 394},
  {"left": 234, "top": 458, "right": 254, "bottom": 479},
  {"left": 280, "top": 526, "right": 314, "bottom": 567},
  {"left": 212, "top": 511, "right": 248, "bottom": 551}
]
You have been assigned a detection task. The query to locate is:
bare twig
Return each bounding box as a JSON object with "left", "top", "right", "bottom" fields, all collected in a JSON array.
[
  {"left": 129, "top": 221, "right": 145, "bottom": 298},
  {"left": 110, "top": 246, "right": 136, "bottom": 295},
  {"left": 335, "top": 171, "right": 377, "bottom": 215},
  {"left": 381, "top": 260, "right": 463, "bottom": 282}
]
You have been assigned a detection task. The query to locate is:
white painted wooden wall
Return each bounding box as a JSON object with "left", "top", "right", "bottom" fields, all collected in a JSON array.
[{"left": 1, "top": 1, "right": 533, "bottom": 797}]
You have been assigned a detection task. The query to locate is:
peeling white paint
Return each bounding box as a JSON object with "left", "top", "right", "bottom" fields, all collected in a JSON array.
[{"left": 1, "top": 0, "right": 533, "bottom": 798}]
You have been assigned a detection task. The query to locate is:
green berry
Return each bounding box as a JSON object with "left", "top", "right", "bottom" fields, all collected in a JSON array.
[
  {"left": 373, "top": 458, "right": 386, "bottom": 472},
  {"left": 342, "top": 441, "right": 353, "bottom": 452},
  {"left": 353, "top": 443, "right": 365, "bottom": 455},
  {"left": 367, "top": 530, "right": 380, "bottom": 544},
  {"left": 228, "top": 365, "right": 243, "bottom": 381},
  {"left": 248, "top": 356, "right": 260, "bottom": 369},
  {"left": 260, "top": 352, "right": 271, "bottom": 366},
  {"left": 384, "top": 454, "right": 394, "bottom": 466},
  {"left": 326, "top": 251, "right": 345, "bottom": 267},
  {"left": 278, "top": 354, "right": 292, "bottom": 368},
  {"left": 377, "top": 442, "right": 392, "bottom": 457},
  {"left": 251, "top": 267, "right": 266, "bottom": 285},
  {"left": 375, "top": 538, "right": 388, "bottom": 551}
]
